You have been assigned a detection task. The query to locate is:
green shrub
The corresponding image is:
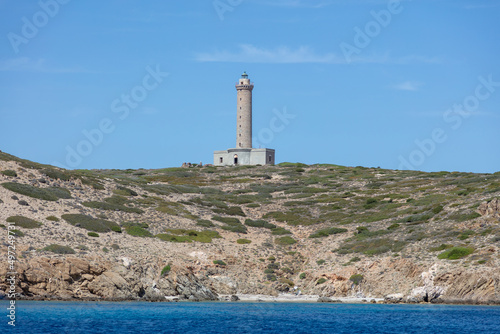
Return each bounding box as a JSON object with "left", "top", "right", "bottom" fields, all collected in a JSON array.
[
  {"left": 156, "top": 229, "right": 221, "bottom": 243},
  {"left": 266, "top": 274, "right": 277, "bottom": 281},
  {"left": 41, "top": 169, "right": 71, "bottom": 181},
  {"left": 364, "top": 198, "right": 378, "bottom": 209},
  {"left": 213, "top": 216, "right": 240, "bottom": 224},
  {"left": 88, "top": 232, "right": 99, "bottom": 237},
  {"left": 6, "top": 216, "right": 42, "bottom": 229},
  {"left": 156, "top": 234, "right": 192, "bottom": 243},
  {"left": 245, "top": 219, "right": 276, "bottom": 229},
  {"left": 82, "top": 201, "right": 143, "bottom": 214},
  {"left": 271, "top": 227, "right": 292, "bottom": 235},
  {"left": 196, "top": 219, "right": 215, "bottom": 228},
  {"left": 438, "top": 247, "right": 474, "bottom": 260},
  {"left": 1, "top": 170, "right": 17, "bottom": 177},
  {"left": 46, "top": 187, "right": 72, "bottom": 199},
  {"left": 122, "top": 221, "right": 149, "bottom": 229},
  {"left": 2, "top": 182, "right": 71, "bottom": 201},
  {"left": 237, "top": 238, "right": 251, "bottom": 244},
  {"left": 102, "top": 247, "right": 109, "bottom": 253},
  {"left": 113, "top": 186, "right": 138, "bottom": 197},
  {"left": 387, "top": 223, "right": 400, "bottom": 230},
  {"left": 354, "top": 227, "right": 390, "bottom": 240},
  {"left": 161, "top": 265, "right": 171, "bottom": 276},
  {"left": 316, "top": 259, "right": 326, "bottom": 265},
  {"left": 10, "top": 229, "right": 24, "bottom": 237},
  {"left": 46, "top": 216, "right": 59, "bottom": 222},
  {"left": 458, "top": 230, "right": 475, "bottom": 240},
  {"left": 125, "top": 225, "right": 153, "bottom": 237},
  {"left": 213, "top": 216, "right": 247, "bottom": 234},
  {"left": 213, "top": 260, "right": 226, "bottom": 266},
  {"left": 449, "top": 211, "right": 481, "bottom": 222},
  {"left": 278, "top": 162, "right": 308, "bottom": 168},
  {"left": 432, "top": 205, "right": 444, "bottom": 214},
  {"left": 317, "top": 278, "right": 327, "bottom": 285},
  {"left": 309, "top": 227, "right": 348, "bottom": 238},
  {"left": 62, "top": 214, "right": 121, "bottom": 233},
  {"left": 299, "top": 273, "right": 306, "bottom": 279},
  {"left": 280, "top": 278, "right": 295, "bottom": 287},
  {"left": 44, "top": 244, "right": 75, "bottom": 254},
  {"left": 264, "top": 268, "right": 274, "bottom": 274},
  {"left": 337, "top": 238, "right": 406, "bottom": 256},
  {"left": 213, "top": 206, "right": 245, "bottom": 217},
  {"left": 275, "top": 236, "right": 297, "bottom": 245},
  {"left": 349, "top": 274, "right": 364, "bottom": 285},
  {"left": 111, "top": 244, "right": 120, "bottom": 250}
]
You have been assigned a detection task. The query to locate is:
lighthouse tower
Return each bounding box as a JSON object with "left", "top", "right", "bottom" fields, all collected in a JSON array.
[
  {"left": 213, "top": 72, "right": 275, "bottom": 166},
  {"left": 236, "top": 72, "right": 253, "bottom": 149}
]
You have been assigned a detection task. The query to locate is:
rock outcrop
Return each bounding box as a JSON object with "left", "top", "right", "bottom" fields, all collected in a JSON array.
[
  {"left": 407, "top": 264, "right": 445, "bottom": 303},
  {"left": 478, "top": 198, "right": 500, "bottom": 218},
  {"left": 1, "top": 256, "right": 218, "bottom": 301}
]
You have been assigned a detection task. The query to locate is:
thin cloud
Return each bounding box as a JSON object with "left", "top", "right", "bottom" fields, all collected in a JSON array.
[
  {"left": 195, "top": 44, "right": 441, "bottom": 65},
  {"left": 392, "top": 81, "right": 423, "bottom": 91},
  {"left": 196, "top": 44, "right": 345, "bottom": 64},
  {"left": 0, "top": 57, "right": 90, "bottom": 73},
  {"left": 409, "top": 110, "right": 497, "bottom": 118}
]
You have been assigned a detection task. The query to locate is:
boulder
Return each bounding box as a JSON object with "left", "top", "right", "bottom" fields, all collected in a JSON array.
[
  {"left": 384, "top": 293, "right": 404, "bottom": 303},
  {"left": 478, "top": 198, "right": 500, "bottom": 217}
]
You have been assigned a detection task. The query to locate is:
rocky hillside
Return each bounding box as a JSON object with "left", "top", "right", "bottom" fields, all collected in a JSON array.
[{"left": 1, "top": 151, "right": 499, "bottom": 303}]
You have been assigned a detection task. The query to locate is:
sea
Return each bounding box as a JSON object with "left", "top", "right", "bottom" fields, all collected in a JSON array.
[{"left": 2, "top": 301, "right": 499, "bottom": 334}]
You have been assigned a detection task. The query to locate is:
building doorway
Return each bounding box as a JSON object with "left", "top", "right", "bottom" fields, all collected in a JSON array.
[{"left": 233, "top": 154, "right": 238, "bottom": 165}]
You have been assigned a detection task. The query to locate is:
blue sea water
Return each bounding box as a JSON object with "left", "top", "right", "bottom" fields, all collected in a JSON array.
[{"left": 1, "top": 301, "right": 499, "bottom": 334}]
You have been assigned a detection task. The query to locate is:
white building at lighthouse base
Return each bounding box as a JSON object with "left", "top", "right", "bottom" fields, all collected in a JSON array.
[{"left": 213, "top": 148, "right": 275, "bottom": 166}]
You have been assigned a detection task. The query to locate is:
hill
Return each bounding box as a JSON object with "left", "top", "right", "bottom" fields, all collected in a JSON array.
[{"left": 1, "top": 151, "right": 499, "bottom": 303}]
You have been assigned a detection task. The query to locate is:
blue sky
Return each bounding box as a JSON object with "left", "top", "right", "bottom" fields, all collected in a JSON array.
[{"left": 0, "top": 0, "right": 499, "bottom": 173}]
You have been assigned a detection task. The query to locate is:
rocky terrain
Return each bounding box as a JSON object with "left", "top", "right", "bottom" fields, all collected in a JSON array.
[{"left": 0, "top": 151, "right": 499, "bottom": 304}]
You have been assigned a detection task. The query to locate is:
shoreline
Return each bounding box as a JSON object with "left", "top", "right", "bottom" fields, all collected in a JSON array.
[
  {"left": 7, "top": 294, "right": 499, "bottom": 305},
  {"left": 221, "top": 294, "right": 384, "bottom": 303}
]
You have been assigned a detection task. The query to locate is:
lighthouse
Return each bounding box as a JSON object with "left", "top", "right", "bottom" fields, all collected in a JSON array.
[
  {"left": 236, "top": 71, "right": 253, "bottom": 149},
  {"left": 214, "top": 72, "right": 275, "bottom": 166}
]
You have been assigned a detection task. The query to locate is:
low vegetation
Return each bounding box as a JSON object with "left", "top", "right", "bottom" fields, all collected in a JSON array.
[
  {"left": 62, "top": 214, "right": 122, "bottom": 233},
  {"left": 438, "top": 247, "right": 474, "bottom": 260},
  {"left": 2, "top": 182, "right": 71, "bottom": 201},
  {"left": 1, "top": 170, "right": 17, "bottom": 177},
  {"left": 6, "top": 216, "right": 42, "bottom": 229},
  {"left": 43, "top": 244, "right": 75, "bottom": 254},
  {"left": 156, "top": 229, "right": 221, "bottom": 243}
]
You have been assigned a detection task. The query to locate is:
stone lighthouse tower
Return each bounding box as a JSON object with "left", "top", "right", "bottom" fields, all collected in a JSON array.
[
  {"left": 236, "top": 72, "right": 253, "bottom": 149},
  {"left": 214, "top": 72, "right": 275, "bottom": 166}
]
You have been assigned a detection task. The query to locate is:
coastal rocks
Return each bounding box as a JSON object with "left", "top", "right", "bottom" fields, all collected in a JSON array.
[
  {"left": 408, "top": 286, "right": 445, "bottom": 303},
  {"left": 219, "top": 294, "right": 239, "bottom": 301},
  {"left": 1, "top": 256, "right": 218, "bottom": 302},
  {"left": 317, "top": 297, "right": 341, "bottom": 303},
  {"left": 384, "top": 293, "right": 404, "bottom": 303},
  {"left": 408, "top": 264, "right": 445, "bottom": 303},
  {"left": 171, "top": 271, "right": 218, "bottom": 301},
  {"left": 434, "top": 270, "right": 500, "bottom": 303}
]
